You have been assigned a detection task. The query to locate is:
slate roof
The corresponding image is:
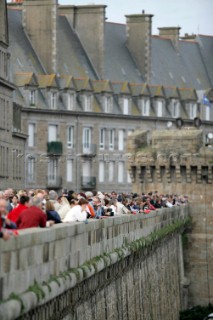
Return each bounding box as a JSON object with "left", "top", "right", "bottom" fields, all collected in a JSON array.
[
  {"left": 151, "top": 36, "right": 211, "bottom": 90},
  {"left": 104, "top": 22, "right": 145, "bottom": 83},
  {"left": 196, "top": 35, "right": 213, "bottom": 86}
]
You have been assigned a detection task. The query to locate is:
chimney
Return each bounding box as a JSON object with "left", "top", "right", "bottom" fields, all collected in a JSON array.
[
  {"left": 22, "top": 0, "right": 58, "bottom": 73},
  {"left": 126, "top": 13, "right": 153, "bottom": 83},
  {"left": 73, "top": 5, "right": 106, "bottom": 79},
  {"left": 58, "top": 5, "right": 75, "bottom": 27},
  {"left": 158, "top": 27, "right": 181, "bottom": 48}
]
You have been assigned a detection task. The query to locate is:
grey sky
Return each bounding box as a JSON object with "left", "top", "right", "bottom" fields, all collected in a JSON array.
[{"left": 58, "top": 0, "right": 213, "bottom": 36}]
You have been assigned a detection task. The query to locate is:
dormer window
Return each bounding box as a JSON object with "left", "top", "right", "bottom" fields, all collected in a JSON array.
[
  {"left": 170, "top": 99, "right": 180, "bottom": 118},
  {"left": 29, "top": 90, "right": 36, "bottom": 106},
  {"left": 103, "top": 96, "right": 112, "bottom": 113},
  {"left": 50, "top": 92, "right": 57, "bottom": 109},
  {"left": 189, "top": 102, "right": 197, "bottom": 119},
  {"left": 141, "top": 98, "right": 150, "bottom": 116},
  {"left": 156, "top": 99, "right": 164, "bottom": 117},
  {"left": 123, "top": 98, "right": 129, "bottom": 115},
  {"left": 84, "top": 95, "right": 92, "bottom": 111},
  {"left": 67, "top": 93, "right": 75, "bottom": 110}
]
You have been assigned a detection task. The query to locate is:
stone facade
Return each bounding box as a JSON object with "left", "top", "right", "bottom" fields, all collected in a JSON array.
[
  {"left": 0, "top": 206, "right": 188, "bottom": 319},
  {"left": 128, "top": 128, "right": 213, "bottom": 306},
  {"left": 0, "top": 0, "right": 26, "bottom": 191}
]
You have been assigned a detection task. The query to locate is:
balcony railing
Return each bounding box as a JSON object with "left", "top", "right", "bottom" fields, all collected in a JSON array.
[
  {"left": 81, "top": 176, "right": 96, "bottom": 189},
  {"left": 81, "top": 144, "right": 96, "bottom": 156},
  {"left": 47, "top": 141, "right": 63, "bottom": 156},
  {"left": 46, "top": 175, "right": 62, "bottom": 189}
]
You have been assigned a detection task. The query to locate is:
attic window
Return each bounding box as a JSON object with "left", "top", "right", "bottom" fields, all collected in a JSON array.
[
  {"left": 50, "top": 92, "right": 57, "bottom": 109},
  {"left": 29, "top": 90, "right": 36, "bottom": 106},
  {"left": 123, "top": 98, "right": 129, "bottom": 115},
  {"left": 103, "top": 96, "right": 111, "bottom": 113},
  {"left": 84, "top": 95, "right": 92, "bottom": 112},
  {"left": 67, "top": 93, "right": 75, "bottom": 111}
]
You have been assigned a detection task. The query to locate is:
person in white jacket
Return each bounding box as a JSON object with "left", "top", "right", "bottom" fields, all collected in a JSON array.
[{"left": 62, "top": 198, "right": 88, "bottom": 222}]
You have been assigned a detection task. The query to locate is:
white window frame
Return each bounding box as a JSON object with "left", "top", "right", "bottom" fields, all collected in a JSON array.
[
  {"left": 103, "top": 96, "right": 111, "bottom": 113},
  {"left": 66, "top": 159, "right": 73, "bottom": 182},
  {"left": 84, "top": 95, "right": 92, "bottom": 112},
  {"left": 118, "top": 129, "right": 124, "bottom": 151},
  {"left": 141, "top": 98, "right": 150, "bottom": 116},
  {"left": 206, "top": 105, "right": 211, "bottom": 121},
  {"left": 118, "top": 161, "right": 124, "bottom": 183},
  {"left": 171, "top": 99, "right": 180, "bottom": 118},
  {"left": 27, "top": 157, "right": 35, "bottom": 183},
  {"left": 156, "top": 100, "right": 163, "bottom": 117},
  {"left": 48, "top": 158, "right": 58, "bottom": 183},
  {"left": 99, "top": 160, "right": 105, "bottom": 183},
  {"left": 108, "top": 161, "right": 114, "bottom": 182},
  {"left": 83, "top": 127, "right": 92, "bottom": 152},
  {"left": 50, "top": 92, "right": 57, "bottom": 109},
  {"left": 123, "top": 98, "right": 129, "bottom": 115},
  {"left": 109, "top": 129, "right": 115, "bottom": 151},
  {"left": 100, "top": 128, "right": 105, "bottom": 150},
  {"left": 48, "top": 124, "right": 57, "bottom": 142},
  {"left": 67, "top": 126, "right": 74, "bottom": 148},
  {"left": 189, "top": 102, "right": 197, "bottom": 119},
  {"left": 67, "top": 93, "right": 75, "bottom": 110},
  {"left": 28, "top": 123, "right": 35, "bottom": 147},
  {"left": 29, "top": 90, "right": 36, "bottom": 106}
]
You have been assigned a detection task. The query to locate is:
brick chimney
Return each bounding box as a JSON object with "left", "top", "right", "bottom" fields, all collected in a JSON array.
[
  {"left": 22, "top": 0, "right": 58, "bottom": 73},
  {"left": 158, "top": 27, "right": 181, "bottom": 48},
  {"left": 73, "top": 5, "right": 106, "bottom": 79},
  {"left": 126, "top": 12, "right": 153, "bottom": 83}
]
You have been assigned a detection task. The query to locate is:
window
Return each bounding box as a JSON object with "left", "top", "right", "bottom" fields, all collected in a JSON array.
[
  {"left": 189, "top": 103, "right": 197, "bottom": 119},
  {"left": 83, "top": 127, "right": 91, "bottom": 152},
  {"left": 118, "top": 162, "right": 124, "bottom": 183},
  {"left": 48, "top": 158, "right": 58, "bottom": 182},
  {"left": 84, "top": 95, "right": 92, "bottom": 111},
  {"left": 109, "top": 129, "right": 115, "bottom": 150},
  {"left": 206, "top": 105, "right": 210, "bottom": 121},
  {"left": 100, "top": 128, "right": 105, "bottom": 150},
  {"left": 103, "top": 96, "right": 111, "bottom": 113},
  {"left": 66, "top": 159, "right": 73, "bottom": 182},
  {"left": 118, "top": 129, "right": 124, "bottom": 151},
  {"left": 123, "top": 98, "right": 129, "bottom": 115},
  {"left": 67, "top": 93, "right": 74, "bottom": 110},
  {"left": 48, "top": 125, "right": 57, "bottom": 142},
  {"left": 50, "top": 92, "right": 57, "bottom": 109},
  {"left": 141, "top": 98, "right": 150, "bottom": 116},
  {"left": 99, "top": 161, "right": 105, "bottom": 183},
  {"left": 27, "top": 157, "right": 35, "bottom": 183},
  {"left": 108, "top": 161, "right": 114, "bottom": 182},
  {"left": 29, "top": 90, "right": 36, "bottom": 106},
  {"left": 28, "top": 123, "right": 35, "bottom": 147},
  {"left": 67, "top": 126, "right": 74, "bottom": 148},
  {"left": 171, "top": 99, "right": 180, "bottom": 118},
  {"left": 156, "top": 100, "right": 163, "bottom": 117}
]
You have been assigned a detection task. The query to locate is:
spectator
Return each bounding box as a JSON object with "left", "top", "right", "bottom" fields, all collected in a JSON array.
[
  {"left": 0, "top": 199, "right": 17, "bottom": 231},
  {"left": 45, "top": 200, "right": 62, "bottom": 224},
  {"left": 63, "top": 198, "right": 88, "bottom": 222},
  {"left": 7, "top": 196, "right": 30, "bottom": 223},
  {"left": 16, "top": 197, "right": 49, "bottom": 229},
  {"left": 11, "top": 195, "right": 19, "bottom": 209},
  {"left": 4, "top": 189, "right": 13, "bottom": 213}
]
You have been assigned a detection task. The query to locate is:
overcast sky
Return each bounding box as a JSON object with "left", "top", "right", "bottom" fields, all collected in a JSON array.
[{"left": 58, "top": 0, "right": 213, "bottom": 36}]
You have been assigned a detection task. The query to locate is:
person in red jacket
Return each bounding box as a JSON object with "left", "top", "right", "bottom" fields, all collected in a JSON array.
[
  {"left": 7, "top": 196, "right": 30, "bottom": 223},
  {"left": 16, "top": 197, "right": 47, "bottom": 229}
]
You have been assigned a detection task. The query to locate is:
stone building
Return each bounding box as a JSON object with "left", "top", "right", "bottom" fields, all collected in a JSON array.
[
  {"left": 127, "top": 128, "right": 213, "bottom": 306},
  {"left": 0, "top": 0, "right": 26, "bottom": 191},
  {"left": 4, "top": 0, "right": 213, "bottom": 191}
]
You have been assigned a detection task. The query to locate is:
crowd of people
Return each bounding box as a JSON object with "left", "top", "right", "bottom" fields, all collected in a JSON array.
[{"left": 0, "top": 188, "right": 188, "bottom": 241}]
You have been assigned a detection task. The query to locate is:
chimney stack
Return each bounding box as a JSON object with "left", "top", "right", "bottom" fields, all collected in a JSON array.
[
  {"left": 22, "top": 0, "right": 58, "bottom": 73},
  {"left": 73, "top": 5, "right": 106, "bottom": 79},
  {"left": 126, "top": 13, "right": 153, "bottom": 83},
  {"left": 158, "top": 27, "right": 181, "bottom": 48}
]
